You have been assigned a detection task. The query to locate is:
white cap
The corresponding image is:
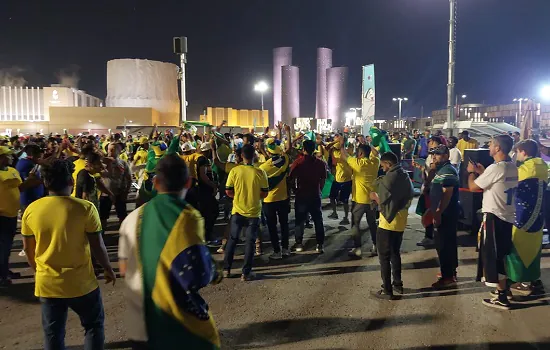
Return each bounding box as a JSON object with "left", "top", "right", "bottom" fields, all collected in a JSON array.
[{"left": 181, "top": 142, "right": 196, "bottom": 152}]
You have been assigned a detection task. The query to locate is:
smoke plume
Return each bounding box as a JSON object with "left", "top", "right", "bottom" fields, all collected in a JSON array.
[
  {"left": 55, "top": 64, "right": 80, "bottom": 88},
  {"left": 0, "top": 66, "right": 27, "bottom": 86}
]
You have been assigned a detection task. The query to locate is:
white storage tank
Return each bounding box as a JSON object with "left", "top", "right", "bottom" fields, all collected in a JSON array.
[{"left": 106, "top": 59, "right": 180, "bottom": 116}]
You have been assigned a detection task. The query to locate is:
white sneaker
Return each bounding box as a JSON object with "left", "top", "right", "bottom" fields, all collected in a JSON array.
[
  {"left": 281, "top": 248, "right": 291, "bottom": 257},
  {"left": 18, "top": 250, "right": 26, "bottom": 257},
  {"left": 269, "top": 252, "right": 283, "bottom": 260},
  {"left": 348, "top": 248, "right": 362, "bottom": 258}
]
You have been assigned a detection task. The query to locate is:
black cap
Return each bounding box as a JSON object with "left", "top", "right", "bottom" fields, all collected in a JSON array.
[{"left": 429, "top": 144, "right": 450, "bottom": 155}]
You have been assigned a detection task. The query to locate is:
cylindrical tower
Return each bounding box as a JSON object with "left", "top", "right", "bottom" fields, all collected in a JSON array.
[
  {"left": 281, "top": 65, "right": 299, "bottom": 127},
  {"left": 327, "top": 67, "right": 348, "bottom": 132},
  {"left": 273, "top": 47, "right": 292, "bottom": 126},
  {"left": 315, "top": 48, "right": 333, "bottom": 120}
]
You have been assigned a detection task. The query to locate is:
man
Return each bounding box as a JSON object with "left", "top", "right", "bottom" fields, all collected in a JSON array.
[
  {"left": 447, "top": 136, "right": 462, "bottom": 171},
  {"left": 370, "top": 152, "right": 414, "bottom": 299},
  {"left": 457, "top": 130, "right": 479, "bottom": 155},
  {"left": 342, "top": 144, "right": 380, "bottom": 258},
  {"left": 260, "top": 137, "right": 291, "bottom": 260},
  {"left": 401, "top": 132, "right": 416, "bottom": 160},
  {"left": 16, "top": 144, "right": 45, "bottom": 213},
  {"left": 417, "top": 130, "right": 430, "bottom": 159},
  {"left": 289, "top": 140, "right": 327, "bottom": 253},
  {"left": 75, "top": 152, "right": 108, "bottom": 210},
  {"left": 505, "top": 140, "right": 547, "bottom": 295},
  {"left": 100, "top": 142, "right": 132, "bottom": 229},
  {"left": 224, "top": 144, "right": 269, "bottom": 281},
  {"left": 390, "top": 132, "right": 401, "bottom": 144},
  {"left": 196, "top": 142, "right": 219, "bottom": 241},
  {"left": 512, "top": 131, "right": 521, "bottom": 145},
  {"left": 327, "top": 134, "right": 353, "bottom": 225},
  {"left": 118, "top": 155, "right": 221, "bottom": 349},
  {"left": 412, "top": 129, "right": 421, "bottom": 157},
  {"left": 430, "top": 145, "right": 460, "bottom": 289},
  {"left": 21, "top": 159, "right": 116, "bottom": 349},
  {"left": 0, "top": 146, "right": 40, "bottom": 286},
  {"left": 131, "top": 136, "right": 149, "bottom": 171},
  {"left": 468, "top": 134, "right": 517, "bottom": 310}
]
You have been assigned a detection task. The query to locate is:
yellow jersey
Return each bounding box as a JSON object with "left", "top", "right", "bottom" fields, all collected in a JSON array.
[
  {"left": 379, "top": 208, "right": 409, "bottom": 232},
  {"left": 457, "top": 138, "right": 479, "bottom": 155},
  {"left": 347, "top": 154, "right": 380, "bottom": 204},
  {"left": 180, "top": 153, "right": 205, "bottom": 180},
  {"left": 332, "top": 149, "right": 352, "bottom": 183},
  {"left": 226, "top": 165, "right": 268, "bottom": 218},
  {"left": 0, "top": 166, "right": 22, "bottom": 217},
  {"left": 260, "top": 154, "right": 290, "bottom": 203},
  {"left": 21, "top": 196, "right": 101, "bottom": 298}
]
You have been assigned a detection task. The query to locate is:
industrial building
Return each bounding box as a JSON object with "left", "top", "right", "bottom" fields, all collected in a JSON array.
[{"left": 199, "top": 107, "right": 269, "bottom": 129}]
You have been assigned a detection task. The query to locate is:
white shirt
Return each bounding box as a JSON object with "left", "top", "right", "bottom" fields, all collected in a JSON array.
[
  {"left": 474, "top": 161, "right": 518, "bottom": 223},
  {"left": 449, "top": 147, "right": 462, "bottom": 170},
  {"left": 118, "top": 208, "right": 148, "bottom": 342}
]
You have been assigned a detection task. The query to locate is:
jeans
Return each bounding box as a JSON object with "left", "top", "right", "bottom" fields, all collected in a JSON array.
[
  {"left": 99, "top": 195, "right": 128, "bottom": 222},
  {"left": 294, "top": 196, "right": 325, "bottom": 245},
  {"left": 0, "top": 216, "right": 17, "bottom": 279},
  {"left": 197, "top": 191, "right": 219, "bottom": 242},
  {"left": 377, "top": 228, "right": 404, "bottom": 294},
  {"left": 41, "top": 287, "right": 105, "bottom": 350},
  {"left": 264, "top": 200, "right": 290, "bottom": 253},
  {"left": 425, "top": 224, "right": 434, "bottom": 240},
  {"left": 351, "top": 202, "right": 378, "bottom": 248},
  {"left": 224, "top": 214, "right": 260, "bottom": 275},
  {"left": 435, "top": 214, "right": 459, "bottom": 279}
]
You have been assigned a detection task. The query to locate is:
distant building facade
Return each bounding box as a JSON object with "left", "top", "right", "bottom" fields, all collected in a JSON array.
[{"left": 200, "top": 107, "right": 269, "bottom": 129}]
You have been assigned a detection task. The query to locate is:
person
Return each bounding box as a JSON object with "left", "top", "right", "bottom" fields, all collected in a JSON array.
[
  {"left": 457, "top": 130, "right": 479, "bottom": 155},
  {"left": 223, "top": 144, "right": 269, "bottom": 281},
  {"left": 342, "top": 143, "right": 380, "bottom": 258},
  {"left": 196, "top": 142, "right": 219, "bottom": 241},
  {"left": 512, "top": 131, "right": 521, "bottom": 145},
  {"left": 468, "top": 134, "right": 518, "bottom": 310},
  {"left": 429, "top": 145, "right": 460, "bottom": 289},
  {"left": 0, "top": 146, "right": 41, "bottom": 286},
  {"left": 417, "top": 130, "right": 430, "bottom": 159},
  {"left": 100, "top": 142, "right": 132, "bottom": 229},
  {"left": 390, "top": 132, "right": 401, "bottom": 144},
  {"left": 327, "top": 134, "right": 353, "bottom": 225},
  {"left": 180, "top": 141, "right": 201, "bottom": 208},
  {"left": 505, "top": 140, "right": 547, "bottom": 295},
  {"left": 447, "top": 136, "right": 462, "bottom": 171},
  {"left": 118, "top": 154, "right": 222, "bottom": 349},
  {"left": 260, "top": 137, "right": 291, "bottom": 260},
  {"left": 402, "top": 132, "right": 416, "bottom": 160},
  {"left": 289, "top": 140, "right": 327, "bottom": 253},
  {"left": 75, "top": 152, "right": 109, "bottom": 210},
  {"left": 130, "top": 136, "right": 149, "bottom": 171},
  {"left": 370, "top": 152, "right": 414, "bottom": 300},
  {"left": 21, "top": 159, "right": 116, "bottom": 349}
]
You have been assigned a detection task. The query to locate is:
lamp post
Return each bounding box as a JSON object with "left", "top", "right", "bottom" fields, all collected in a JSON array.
[
  {"left": 254, "top": 82, "right": 268, "bottom": 111},
  {"left": 513, "top": 98, "right": 528, "bottom": 127},
  {"left": 455, "top": 94, "right": 466, "bottom": 119},
  {"left": 392, "top": 97, "right": 408, "bottom": 122},
  {"left": 446, "top": 0, "right": 458, "bottom": 136}
]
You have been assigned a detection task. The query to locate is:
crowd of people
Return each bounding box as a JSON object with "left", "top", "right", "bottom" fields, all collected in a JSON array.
[{"left": 0, "top": 122, "right": 547, "bottom": 349}]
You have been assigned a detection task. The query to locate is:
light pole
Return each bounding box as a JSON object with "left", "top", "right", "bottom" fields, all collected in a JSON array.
[
  {"left": 173, "top": 36, "right": 188, "bottom": 122},
  {"left": 513, "top": 98, "right": 528, "bottom": 127},
  {"left": 392, "top": 97, "right": 408, "bottom": 122},
  {"left": 456, "top": 94, "right": 466, "bottom": 119},
  {"left": 446, "top": 0, "right": 457, "bottom": 136},
  {"left": 254, "top": 81, "right": 268, "bottom": 111}
]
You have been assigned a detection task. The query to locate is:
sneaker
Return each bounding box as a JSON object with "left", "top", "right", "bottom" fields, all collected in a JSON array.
[
  {"left": 328, "top": 213, "right": 339, "bottom": 220},
  {"left": 305, "top": 222, "right": 313, "bottom": 229},
  {"left": 255, "top": 244, "right": 262, "bottom": 257},
  {"left": 371, "top": 289, "right": 395, "bottom": 300},
  {"left": 241, "top": 272, "right": 256, "bottom": 282},
  {"left": 18, "top": 250, "right": 26, "bottom": 257},
  {"left": 368, "top": 245, "right": 378, "bottom": 257},
  {"left": 490, "top": 289, "right": 513, "bottom": 300},
  {"left": 482, "top": 296, "right": 511, "bottom": 310},
  {"left": 316, "top": 244, "right": 324, "bottom": 254},
  {"left": 222, "top": 270, "right": 231, "bottom": 279},
  {"left": 8, "top": 270, "right": 21, "bottom": 279},
  {"left": 511, "top": 282, "right": 533, "bottom": 296},
  {"left": 431, "top": 277, "right": 457, "bottom": 290},
  {"left": 0, "top": 278, "right": 12, "bottom": 288},
  {"left": 393, "top": 284, "right": 404, "bottom": 295},
  {"left": 216, "top": 246, "right": 225, "bottom": 254},
  {"left": 281, "top": 248, "right": 291, "bottom": 257},
  {"left": 436, "top": 272, "right": 458, "bottom": 282},
  {"left": 292, "top": 243, "right": 304, "bottom": 252},
  {"left": 416, "top": 237, "right": 435, "bottom": 247},
  {"left": 348, "top": 248, "right": 362, "bottom": 259},
  {"left": 269, "top": 251, "right": 283, "bottom": 260},
  {"left": 339, "top": 217, "right": 350, "bottom": 225}
]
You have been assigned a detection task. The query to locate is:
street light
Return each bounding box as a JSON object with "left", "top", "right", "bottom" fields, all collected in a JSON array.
[
  {"left": 540, "top": 86, "right": 550, "bottom": 101},
  {"left": 392, "top": 97, "right": 408, "bottom": 122},
  {"left": 254, "top": 81, "right": 268, "bottom": 111},
  {"left": 513, "top": 98, "right": 529, "bottom": 126}
]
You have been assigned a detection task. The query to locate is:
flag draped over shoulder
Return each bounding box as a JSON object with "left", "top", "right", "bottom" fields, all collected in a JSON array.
[
  {"left": 261, "top": 154, "right": 290, "bottom": 190},
  {"left": 138, "top": 193, "right": 221, "bottom": 349},
  {"left": 506, "top": 157, "right": 548, "bottom": 282}
]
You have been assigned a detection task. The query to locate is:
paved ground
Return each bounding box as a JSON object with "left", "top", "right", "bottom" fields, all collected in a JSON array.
[{"left": 1, "top": 199, "right": 550, "bottom": 350}]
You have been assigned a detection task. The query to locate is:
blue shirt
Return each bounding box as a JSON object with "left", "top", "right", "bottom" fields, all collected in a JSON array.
[{"left": 16, "top": 158, "right": 45, "bottom": 207}]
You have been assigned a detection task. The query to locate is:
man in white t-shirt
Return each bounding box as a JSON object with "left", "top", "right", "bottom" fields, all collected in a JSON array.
[
  {"left": 468, "top": 134, "right": 518, "bottom": 310},
  {"left": 448, "top": 136, "right": 462, "bottom": 171}
]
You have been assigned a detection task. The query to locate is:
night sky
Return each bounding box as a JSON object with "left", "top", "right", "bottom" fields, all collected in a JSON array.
[{"left": 2, "top": 0, "right": 550, "bottom": 120}]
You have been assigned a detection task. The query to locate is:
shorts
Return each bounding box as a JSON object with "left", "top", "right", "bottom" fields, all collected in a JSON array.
[
  {"left": 329, "top": 180, "right": 352, "bottom": 203},
  {"left": 477, "top": 213, "right": 513, "bottom": 287}
]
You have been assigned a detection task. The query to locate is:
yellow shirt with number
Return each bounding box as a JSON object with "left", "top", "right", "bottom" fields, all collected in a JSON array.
[
  {"left": 332, "top": 149, "right": 352, "bottom": 183},
  {"left": 226, "top": 165, "right": 268, "bottom": 218},
  {"left": 379, "top": 208, "right": 409, "bottom": 232},
  {"left": 21, "top": 196, "right": 101, "bottom": 298},
  {"left": 347, "top": 154, "right": 380, "bottom": 204},
  {"left": 0, "top": 166, "right": 22, "bottom": 217}
]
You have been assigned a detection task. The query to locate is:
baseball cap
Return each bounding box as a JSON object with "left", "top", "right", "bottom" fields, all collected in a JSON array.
[
  {"left": 430, "top": 144, "right": 450, "bottom": 155},
  {"left": 200, "top": 142, "right": 212, "bottom": 152},
  {"left": 0, "top": 146, "right": 14, "bottom": 156},
  {"left": 181, "top": 141, "right": 196, "bottom": 152}
]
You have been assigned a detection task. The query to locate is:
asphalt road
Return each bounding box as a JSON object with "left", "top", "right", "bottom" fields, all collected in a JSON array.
[{"left": 1, "top": 201, "right": 549, "bottom": 350}]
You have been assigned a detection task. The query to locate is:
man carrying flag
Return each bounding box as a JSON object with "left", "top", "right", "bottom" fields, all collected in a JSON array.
[{"left": 118, "top": 155, "right": 222, "bottom": 349}]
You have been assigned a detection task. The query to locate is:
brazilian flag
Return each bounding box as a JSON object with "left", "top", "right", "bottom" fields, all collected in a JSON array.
[
  {"left": 138, "top": 193, "right": 221, "bottom": 349},
  {"left": 506, "top": 157, "right": 548, "bottom": 282}
]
